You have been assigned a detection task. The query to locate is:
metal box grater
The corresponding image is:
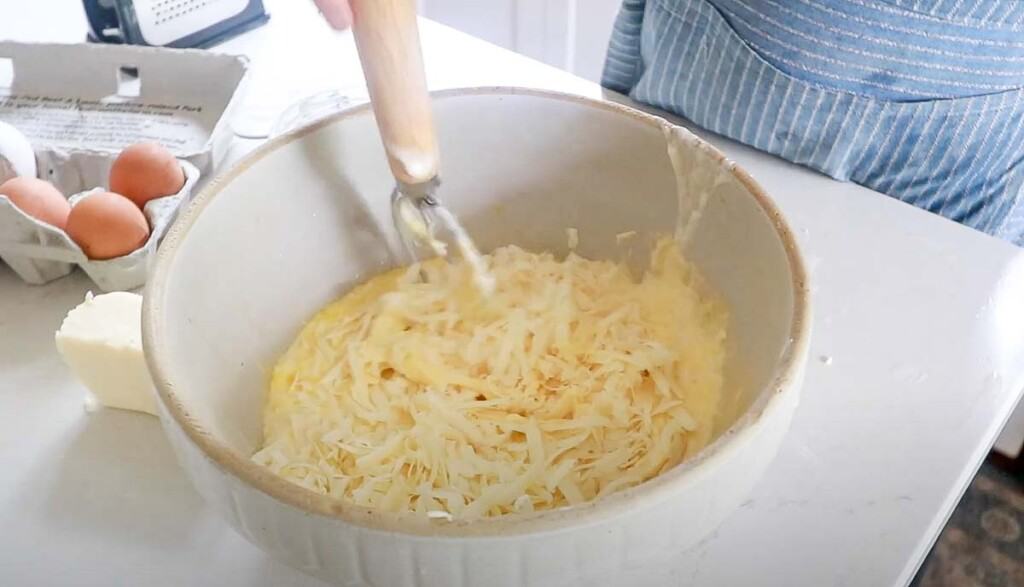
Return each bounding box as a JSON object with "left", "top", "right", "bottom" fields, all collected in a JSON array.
[{"left": 83, "top": 0, "right": 268, "bottom": 48}]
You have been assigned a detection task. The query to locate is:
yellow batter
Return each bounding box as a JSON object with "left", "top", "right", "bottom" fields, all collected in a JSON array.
[{"left": 253, "top": 237, "right": 728, "bottom": 519}]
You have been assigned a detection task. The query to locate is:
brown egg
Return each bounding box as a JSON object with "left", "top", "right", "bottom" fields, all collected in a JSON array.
[
  {"left": 0, "top": 176, "right": 70, "bottom": 230},
  {"left": 66, "top": 191, "right": 150, "bottom": 260},
  {"left": 109, "top": 142, "right": 185, "bottom": 208}
]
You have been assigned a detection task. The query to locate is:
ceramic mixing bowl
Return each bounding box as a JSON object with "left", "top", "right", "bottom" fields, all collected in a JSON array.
[{"left": 143, "top": 87, "right": 810, "bottom": 586}]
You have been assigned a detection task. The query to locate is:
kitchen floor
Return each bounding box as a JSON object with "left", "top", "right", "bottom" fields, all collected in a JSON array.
[{"left": 911, "top": 455, "right": 1024, "bottom": 587}]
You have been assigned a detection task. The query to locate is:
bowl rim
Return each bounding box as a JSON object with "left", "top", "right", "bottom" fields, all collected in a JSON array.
[{"left": 143, "top": 86, "right": 811, "bottom": 538}]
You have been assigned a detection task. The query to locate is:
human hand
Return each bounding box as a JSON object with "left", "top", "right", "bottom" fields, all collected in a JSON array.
[{"left": 314, "top": 0, "right": 353, "bottom": 29}]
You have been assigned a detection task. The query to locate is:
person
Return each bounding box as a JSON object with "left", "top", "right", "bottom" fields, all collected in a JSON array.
[
  {"left": 315, "top": 0, "right": 352, "bottom": 30},
  {"left": 316, "top": 0, "right": 1024, "bottom": 246}
]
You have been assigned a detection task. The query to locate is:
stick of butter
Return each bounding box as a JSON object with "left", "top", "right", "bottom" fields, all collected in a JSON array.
[{"left": 55, "top": 291, "right": 157, "bottom": 416}]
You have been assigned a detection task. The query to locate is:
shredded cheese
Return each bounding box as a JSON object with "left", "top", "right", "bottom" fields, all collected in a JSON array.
[
  {"left": 615, "top": 230, "right": 637, "bottom": 244},
  {"left": 253, "top": 236, "right": 728, "bottom": 519}
]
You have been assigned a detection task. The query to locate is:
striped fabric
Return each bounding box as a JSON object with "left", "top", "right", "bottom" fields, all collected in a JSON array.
[{"left": 603, "top": 0, "right": 1024, "bottom": 246}]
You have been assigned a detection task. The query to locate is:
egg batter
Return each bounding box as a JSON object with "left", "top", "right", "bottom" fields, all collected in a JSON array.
[{"left": 253, "top": 237, "right": 728, "bottom": 519}]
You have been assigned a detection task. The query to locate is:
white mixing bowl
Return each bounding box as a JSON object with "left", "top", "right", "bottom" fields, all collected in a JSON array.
[{"left": 143, "top": 88, "right": 810, "bottom": 586}]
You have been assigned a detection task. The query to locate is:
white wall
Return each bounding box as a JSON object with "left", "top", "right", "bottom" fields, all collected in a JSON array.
[
  {"left": 419, "top": 0, "right": 518, "bottom": 50},
  {"left": 570, "top": 0, "right": 622, "bottom": 82},
  {"left": 419, "top": 0, "right": 623, "bottom": 83}
]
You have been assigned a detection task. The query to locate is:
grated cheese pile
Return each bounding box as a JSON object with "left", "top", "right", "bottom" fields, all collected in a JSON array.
[{"left": 253, "top": 237, "right": 728, "bottom": 519}]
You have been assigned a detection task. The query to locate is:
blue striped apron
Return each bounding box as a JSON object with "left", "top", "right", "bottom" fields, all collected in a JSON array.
[{"left": 603, "top": 0, "right": 1024, "bottom": 246}]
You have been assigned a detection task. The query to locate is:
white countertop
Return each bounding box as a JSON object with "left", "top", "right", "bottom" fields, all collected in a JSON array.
[{"left": 3, "top": 2, "right": 1024, "bottom": 586}]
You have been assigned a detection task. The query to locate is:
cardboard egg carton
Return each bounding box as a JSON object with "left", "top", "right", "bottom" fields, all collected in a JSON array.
[
  {"left": 0, "top": 161, "right": 199, "bottom": 291},
  {"left": 0, "top": 41, "right": 247, "bottom": 290}
]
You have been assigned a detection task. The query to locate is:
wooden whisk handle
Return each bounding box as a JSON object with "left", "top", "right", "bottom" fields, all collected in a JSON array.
[{"left": 351, "top": 0, "right": 439, "bottom": 186}]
